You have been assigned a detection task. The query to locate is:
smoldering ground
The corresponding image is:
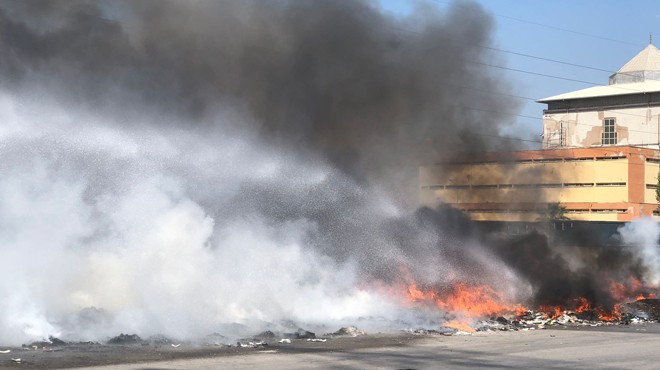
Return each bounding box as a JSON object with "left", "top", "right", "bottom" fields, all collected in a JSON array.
[{"left": 0, "top": 0, "right": 658, "bottom": 345}]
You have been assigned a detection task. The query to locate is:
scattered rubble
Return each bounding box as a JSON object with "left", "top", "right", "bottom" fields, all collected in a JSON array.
[
  {"left": 477, "top": 307, "right": 658, "bottom": 333},
  {"left": 107, "top": 333, "right": 143, "bottom": 345},
  {"left": 327, "top": 326, "right": 367, "bottom": 337},
  {"left": 254, "top": 331, "right": 276, "bottom": 340},
  {"left": 474, "top": 311, "right": 595, "bottom": 332},
  {"left": 408, "top": 300, "right": 660, "bottom": 336},
  {"left": 146, "top": 334, "right": 176, "bottom": 346},
  {"left": 236, "top": 341, "right": 267, "bottom": 348},
  {"left": 620, "top": 299, "right": 660, "bottom": 321},
  {"left": 48, "top": 336, "right": 67, "bottom": 346},
  {"left": 408, "top": 327, "right": 456, "bottom": 335},
  {"left": 284, "top": 328, "right": 316, "bottom": 339},
  {"left": 202, "top": 332, "right": 228, "bottom": 346},
  {"left": 26, "top": 336, "right": 67, "bottom": 348}
]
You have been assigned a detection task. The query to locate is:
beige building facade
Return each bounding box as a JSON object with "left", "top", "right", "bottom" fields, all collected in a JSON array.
[
  {"left": 421, "top": 44, "right": 660, "bottom": 222},
  {"left": 541, "top": 45, "right": 660, "bottom": 149},
  {"left": 420, "top": 146, "right": 660, "bottom": 222}
]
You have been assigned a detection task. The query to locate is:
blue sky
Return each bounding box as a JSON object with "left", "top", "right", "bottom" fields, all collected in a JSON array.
[{"left": 378, "top": 0, "right": 660, "bottom": 146}]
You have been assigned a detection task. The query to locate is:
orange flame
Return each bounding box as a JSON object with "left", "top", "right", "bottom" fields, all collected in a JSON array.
[
  {"left": 598, "top": 305, "right": 620, "bottom": 321},
  {"left": 539, "top": 305, "right": 562, "bottom": 319},
  {"left": 397, "top": 266, "right": 658, "bottom": 323},
  {"left": 443, "top": 320, "right": 476, "bottom": 333},
  {"left": 407, "top": 283, "right": 524, "bottom": 318},
  {"left": 636, "top": 293, "right": 656, "bottom": 300},
  {"left": 574, "top": 297, "right": 591, "bottom": 313}
]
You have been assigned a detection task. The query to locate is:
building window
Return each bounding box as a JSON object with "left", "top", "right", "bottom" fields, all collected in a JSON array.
[{"left": 601, "top": 118, "right": 617, "bottom": 145}]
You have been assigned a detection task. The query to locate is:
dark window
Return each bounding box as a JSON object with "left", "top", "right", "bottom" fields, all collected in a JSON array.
[{"left": 601, "top": 118, "right": 617, "bottom": 145}]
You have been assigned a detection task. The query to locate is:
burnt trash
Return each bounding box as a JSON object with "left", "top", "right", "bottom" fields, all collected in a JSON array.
[
  {"left": 27, "top": 336, "right": 67, "bottom": 348},
  {"left": 107, "top": 333, "right": 143, "bottom": 345},
  {"left": 327, "top": 326, "right": 366, "bottom": 337},
  {"left": 48, "top": 336, "right": 67, "bottom": 346},
  {"left": 325, "top": 326, "right": 367, "bottom": 337},
  {"left": 575, "top": 310, "right": 599, "bottom": 321},
  {"left": 285, "top": 328, "right": 315, "bottom": 339},
  {"left": 408, "top": 327, "right": 457, "bottom": 335},
  {"left": 254, "top": 330, "right": 276, "bottom": 340},
  {"left": 147, "top": 334, "right": 178, "bottom": 347},
  {"left": 620, "top": 313, "right": 634, "bottom": 325},
  {"left": 202, "top": 332, "right": 228, "bottom": 346},
  {"left": 236, "top": 340, "right": 267, "bottom": 348},
  {"left": 620, "top": 299, "right": 660, "bottom": 321}
]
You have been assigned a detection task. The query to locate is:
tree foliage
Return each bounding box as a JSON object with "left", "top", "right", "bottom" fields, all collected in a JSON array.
[{"left": 538, "top": 202, "right": 569, "bottom": 221}]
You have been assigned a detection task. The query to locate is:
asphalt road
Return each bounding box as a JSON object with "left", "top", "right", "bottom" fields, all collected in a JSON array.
[{"left": 11, "top": 324, "right": 653, "bottom": 370}]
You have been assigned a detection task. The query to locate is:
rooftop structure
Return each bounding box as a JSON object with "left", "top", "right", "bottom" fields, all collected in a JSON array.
[{"left": 610, "top": 43, "right": 660, "bottom": 85}]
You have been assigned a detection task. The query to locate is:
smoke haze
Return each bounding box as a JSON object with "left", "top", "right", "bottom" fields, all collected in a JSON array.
[
  {"left": 1, "top": 0, "right": 523, "bottom": 201},
  {"left": 0, "top": 0, "right": 527, "bottom": 343},
  {"left": 1, "top": 0, "right": 658, "bottom": 345}
]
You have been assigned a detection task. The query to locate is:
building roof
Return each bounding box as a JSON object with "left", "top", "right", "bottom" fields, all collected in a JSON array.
[
  {"left": 617, "top": 44, "right": 660, "bottom": 73},
  {"left": 537, "top": 80, "right": 660, "bottom": 102},
  {"left": 539, "top": 44, "right": 660, "bottom": 103}
]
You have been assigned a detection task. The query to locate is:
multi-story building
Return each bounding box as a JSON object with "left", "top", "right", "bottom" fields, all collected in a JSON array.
[{"left": 420, "top": 44, "right": 660, "bottom": 223}]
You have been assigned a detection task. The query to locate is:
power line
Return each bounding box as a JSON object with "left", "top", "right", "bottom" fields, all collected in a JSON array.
[
  {"left": 454, "top": 104, "right": 540, "bottom": 121},
  {"left": 395, "top": 22, "right": 660, "bottom": 87},
  {"left": 78, "top": 4, "right": 648, "bottom": 92},
  {"left": 470, "top": 132, "right": 542, "bottom": 144},
  {"left": 393, "top": 25, "right": 617, "bottom": 79},
  {"left": 431, "top": 0, "right": 642, "bottom": 48},
  {"left": 480, "top": 45, "right": 615, "bottom": 74},
  {"left": 473, "top": 61, "right": 601, "bottom": 85},
  {"left": 492, "top": 14, "right": 641, "bottom": 47},
  {"left": 67, "top": 4, "right": 660, "bottom": 139}
]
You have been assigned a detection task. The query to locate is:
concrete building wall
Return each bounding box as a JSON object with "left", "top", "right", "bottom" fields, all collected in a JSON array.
[
  {"left": 644, "top": 161, "right": 660, "bottom": 204},
  {"left": 542, "top": 107, "right": 660, "bottom": 149},
  {"left": 420, "top": 147, "right": 660, "bottom": 222},
  {"left": 543, "top": 107, "right": 660, "bottom": 149}
]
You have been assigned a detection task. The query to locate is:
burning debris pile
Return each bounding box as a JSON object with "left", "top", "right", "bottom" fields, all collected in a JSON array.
[
  {"left": 407, "top": 281, "right": 659, "bottom": 333},
  {"left": 483, "top": 297, "right": 660, "bottom": 330},
  {"left": 408, "top": 298, "right": 660, "bottom": 336},
  {"left": 407, "top": 295, "right": 660, "bottom": 335},
  {"left": 393, "top": 213, "right": 660, "bottom": 335},
  {"left": 404, "top": 279, "right": 659, "bottom": 335}
]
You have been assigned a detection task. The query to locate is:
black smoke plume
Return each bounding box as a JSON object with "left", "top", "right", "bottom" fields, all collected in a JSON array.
[{"left": 0, "top": 0, "right": 520, "bottom": 204}]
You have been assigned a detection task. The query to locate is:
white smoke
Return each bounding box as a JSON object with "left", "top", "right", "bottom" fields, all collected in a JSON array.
[
  {"left": 0, "top": 92, "right": 411, "bottom": 344},
  {"left": 618, "top": 218, "right": 660, "bottom": 285},
  {"left": 0, "top": 79, "right": 530, "bottom": 344},
  {"left": 0, "top": 0, "right": 532, "bottom": 346}
]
